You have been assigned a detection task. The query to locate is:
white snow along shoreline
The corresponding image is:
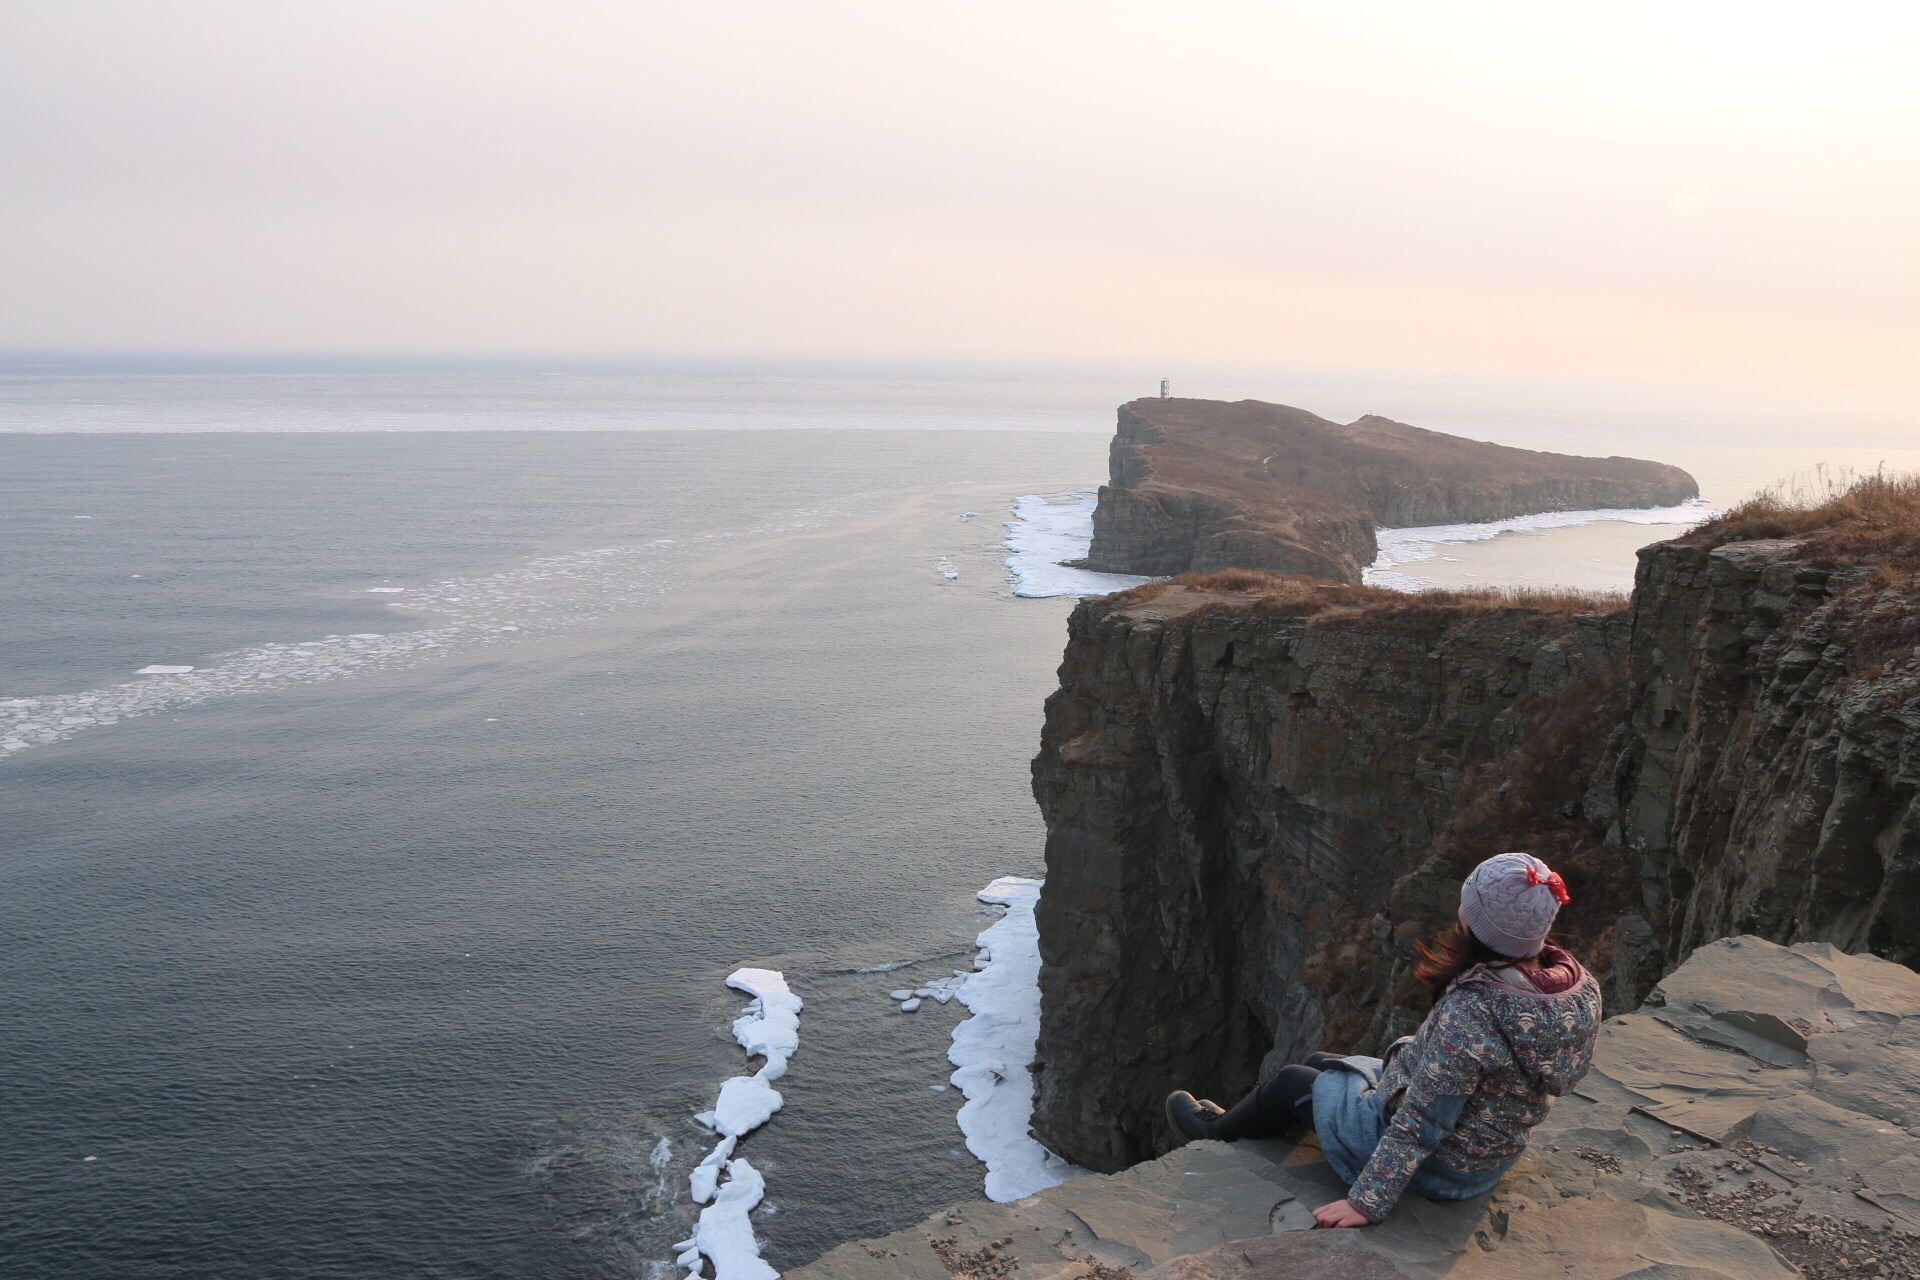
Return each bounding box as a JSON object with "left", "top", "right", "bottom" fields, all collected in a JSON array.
[
  {"left": 1003, "top": 491, "right": 1151, "bottom": 599},
  {"left": 949, "top": 877, "right": 1087, "bottom": 1202},
  {"left": 1362, "top": 498, "right": 1717, "bottom": 592},
  {"left": 676, "top": 967, "right": 803, "bottom": 1280},
  {"left": 1004, "top": 491, "right": 1716, "bottom": 599}
]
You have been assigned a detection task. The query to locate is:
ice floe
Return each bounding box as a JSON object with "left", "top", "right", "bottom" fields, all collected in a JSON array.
[
  {"left": 948, "top": 878, "right": 1087, "bottom": 1202},
  {"left": 883, "top": 970, "right": 968, "bottom": 1013},
  {"left": 0, "top": 505, "right": 839, "bottom": 762},
  {"left": 677, "top": 1157, "right": 776, "bottom": 1280},
  {"left": 1363, "top": 498, "right": 1717, "bottom": 592},
  {"left": 677, "top": 967, "right": 802, "bottom": 1280},
  {"left": 1003, "top": 491, "right": 1152, "bottom": 599}
]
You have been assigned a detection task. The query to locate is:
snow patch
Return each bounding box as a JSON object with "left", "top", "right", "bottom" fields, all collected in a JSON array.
[
  {"left": 948, "top": 878, "right": 1087, "bottom": 1202},
  {"left": 712, "top": 1075, "right": 784, "bottom": 1137},
  {"left": 675, "top": 1158, "right": 776, "bottom": 1280},
  {"left": 884, "top": 972, "right": 967, "bottom": 1013},
  {"left": 679, "top": 968, "right": 802, "bottom": 1280},
  {"left": 1003, "top": 491, "right": 1152, "bottom": 599},
  {"left": 1363, "top": 499, "right": 1716, "bottom": 592}
]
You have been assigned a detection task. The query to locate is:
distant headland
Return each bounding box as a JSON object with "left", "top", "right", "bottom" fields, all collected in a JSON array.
[{"left": 1079, "top": 398, "right": 1700, "bottom": 584}]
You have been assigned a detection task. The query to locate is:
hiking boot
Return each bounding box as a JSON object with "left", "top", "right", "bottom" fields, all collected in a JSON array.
[{"left": 1164, "top": 1090, "right": 1226, "bottom": 1143}]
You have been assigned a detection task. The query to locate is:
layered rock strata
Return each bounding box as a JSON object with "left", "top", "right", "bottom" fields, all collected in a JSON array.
[
  {"left": 791, "top": 938, "right": 1920, "bottom": 1280},
  {"left": 1030, "top": 526, "right": 1920, "bottom": 1172},
  {"left": 1617, "top": 536, "right": 1920, "bottom": 967},
  {"left": 1028, "top": 575, "right": 1632, "bottom": 1171},
  {"left": 1079, "top": 399, "right": 1699, "bottom": 583}
]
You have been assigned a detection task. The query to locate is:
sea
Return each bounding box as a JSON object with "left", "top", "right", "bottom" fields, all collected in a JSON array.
[{"left": 3, "top": 362, "right": 1917, "bottom": 1280}]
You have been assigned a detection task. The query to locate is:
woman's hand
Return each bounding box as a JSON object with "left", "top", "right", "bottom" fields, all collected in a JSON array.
[{"left": 1311, "top": 1198, "right": 1373, "bottom": 1229}]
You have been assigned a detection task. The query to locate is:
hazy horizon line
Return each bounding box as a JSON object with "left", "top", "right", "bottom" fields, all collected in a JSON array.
[{"left": 2, "top": 348, "right": 1913, "bottom": 412}]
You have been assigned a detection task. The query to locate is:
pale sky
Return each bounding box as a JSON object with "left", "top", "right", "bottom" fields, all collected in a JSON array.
[{"left": 3, "top": 2, "right": 1916, "bottom": 408}]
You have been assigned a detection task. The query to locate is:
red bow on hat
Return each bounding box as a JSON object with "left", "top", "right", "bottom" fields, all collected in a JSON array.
[{"left": 1526, "top": 862, "right": 1571, "bottom": 904}]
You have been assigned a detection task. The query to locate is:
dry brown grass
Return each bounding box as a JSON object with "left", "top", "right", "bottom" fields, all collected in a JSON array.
[
  {"left": 1107, "top": 579, "right": 1174, "bottom": 606},
  {"left": 1135, "top": 570, "right": 1624, "bottom": 614},
  {"left": 1109, "top": 573, "right": 1627, "bottom": 648},
  {"left": 1372, "top": 585, "right": 1627, "bottom": 617},
  {"left": 1692, "top": 468, "right": 1920, "bottom": 676},
  {"left": 1696, "top": 468, "right": 1920, "bottom": 567},
  {"left": 1290, "top": 584, "right": 1625, "bottom": 646},
  {"left": 1171, "top": 567, "right": 1308, "bottom": 593},
  {"left": 1108, "top": 570, "right": 1347, "bottom": 614}
]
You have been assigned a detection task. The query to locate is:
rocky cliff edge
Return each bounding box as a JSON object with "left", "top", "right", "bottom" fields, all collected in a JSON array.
[{"left": 791, "top": 937, "right": 1920, "bottom": 1279}]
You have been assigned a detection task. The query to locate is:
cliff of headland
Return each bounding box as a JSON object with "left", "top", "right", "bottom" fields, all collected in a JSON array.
[
  {"left": 1079, "top": 398, "right": 1700, "bottom": 583},
  {"left": 1031, "top": 475, "right": 1920, "bottom": 1174}
]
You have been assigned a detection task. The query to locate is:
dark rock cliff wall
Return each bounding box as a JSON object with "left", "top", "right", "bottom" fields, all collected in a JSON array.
[
  {"left": 1615, "top": 537, "right": 1920, "bottom": 967},
  {"left": 1029, "top": 535, "right": 1920, "bottom": 1173},
  {"left": 1084, "top": 484, "right": 1371, "bottom": 581},
  {"left": 1028, "top": 582, "right": 1629, "bottom": 1171}
]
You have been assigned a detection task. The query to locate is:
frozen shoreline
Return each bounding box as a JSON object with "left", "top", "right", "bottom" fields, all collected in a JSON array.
[
  {"left": 1002, "top": 492, "right": 1151, "bottom": 599},
  {"left": 948, "top": 878, "right": 1086, "bottom": 1203},
  {"left": 1362, "top": 499, "right": 1718, "bottom": 592},
  {"left": 1004, "top": 490, "right": 1716, "bottom": 599}
]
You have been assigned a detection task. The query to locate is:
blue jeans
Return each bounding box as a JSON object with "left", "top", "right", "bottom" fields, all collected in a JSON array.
[{"left": 1309, "top": 1056, "right": 1514, "bottom": 1201}]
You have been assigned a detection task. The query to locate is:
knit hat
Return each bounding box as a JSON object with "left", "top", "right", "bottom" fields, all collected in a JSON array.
[{"left": 1460, "top": 852, "right": 1570, "bottom": 958}]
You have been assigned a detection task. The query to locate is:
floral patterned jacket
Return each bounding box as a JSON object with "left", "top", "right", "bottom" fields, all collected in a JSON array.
[{"left": 1346, "top": 952, "right": 1602, "bottom": 1222}]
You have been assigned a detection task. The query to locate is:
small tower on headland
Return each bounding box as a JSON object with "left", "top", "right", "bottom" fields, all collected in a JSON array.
[{"left": 1159, "top": 378, "right": 1170, "bottom": 399}]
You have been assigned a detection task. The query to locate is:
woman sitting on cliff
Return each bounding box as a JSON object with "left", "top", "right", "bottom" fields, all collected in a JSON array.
[{"left": 1164, "top": 852, "right": 1601, "bottom": 1228}]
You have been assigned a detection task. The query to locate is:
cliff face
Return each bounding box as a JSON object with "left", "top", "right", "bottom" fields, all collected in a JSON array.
[
  {"left": 1616, "top": 536, "right": 1920, "bottom": 966},
  {"left": 1080, "top": 399, "right": 1699, "bottom": 583},
  {"left": 1030, "top": 528, "right": 1920, "bottom": 1173},
  {"left": 1028, "top": 578, "right": 1632, "bottom": 1171}
]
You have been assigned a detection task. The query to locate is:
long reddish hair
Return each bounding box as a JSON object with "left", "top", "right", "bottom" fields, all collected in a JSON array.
[{"left": 1413, "top": 921, "right": 1557, "bottom": 999}]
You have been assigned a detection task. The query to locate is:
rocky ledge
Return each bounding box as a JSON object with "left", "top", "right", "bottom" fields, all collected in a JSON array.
[
  {"left": 791, "top": 937, "right": 1920, "bottom": 1280},
  {"left": 1079, "top": 398, "right": 1698, "bottom": 582}
]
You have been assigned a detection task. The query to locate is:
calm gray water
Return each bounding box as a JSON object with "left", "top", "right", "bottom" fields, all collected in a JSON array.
[{"left": 1, "top": 415, "right": 1113, "bottom": 1279}]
